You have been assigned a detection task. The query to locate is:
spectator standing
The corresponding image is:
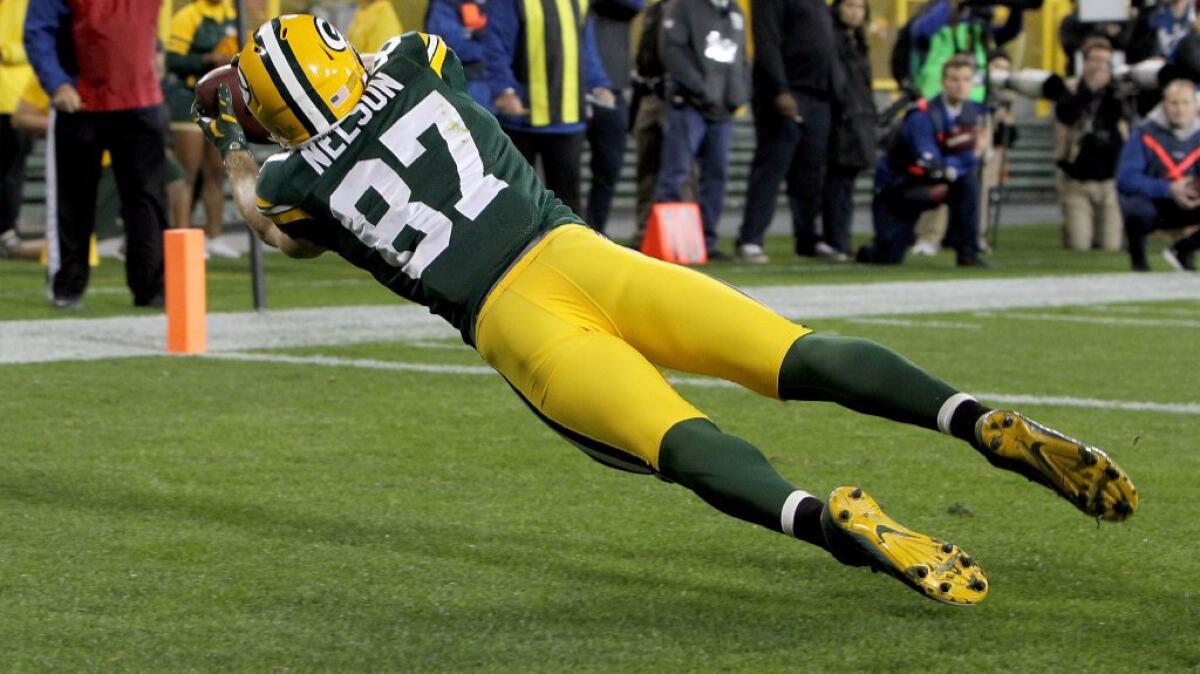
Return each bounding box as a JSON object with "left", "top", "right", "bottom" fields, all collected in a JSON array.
[
  {"left": 820, "top": 0, "right": 875, "bottom": 260},
  {"left": 0, "top": 0, "right": 33, "bottom": 259},
  {"left": 426, "top": 0, "right": 491, "bottom": 108},
  {"left": 1117, "top": 78, "right": 1200, "bottom": 272},
  {"left": 1128, "top": 0, "right": 1195, "bottom": 62},
  {"left": 484, "top": 0, "right": 613, "bottom": 216},
  {"left": 167, "top": 0, "right": 240, "bottom": 258},
  {"left": 347, "top": 0, "right": 403, "bottom": 53},
  {"left": 735, "top": 0, "right": 835, "bottom": 263},
  {"left": 629, "top": 0, "right": 684, "bottom": 245},
  {"left": 1055, "top": 37, "right": 1126, "bottom": 252},
  {"left": 857, "top": 55, "right": 989, "bottom": 267},
  {"left": 25, "top": 0, "right": 169, "bottom": 308},
  {"left": 584, "top": 0, "right": 643, "bottom": 234},
  {"left": 654, "top": 0, "right": 748, "bottom": 258},
  {"left": 12, "top": 46, "right": 189, "bottom": 263},
  {"left": 1059, "top": 1, "right": 1131, "bottom": 75},
  {"left": 910, "top": 0, "right": 1026, "bottom": 103}
]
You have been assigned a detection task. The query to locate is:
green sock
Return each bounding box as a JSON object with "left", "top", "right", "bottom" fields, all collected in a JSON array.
[
  {"left": 777, "top": 333, "right": 960, "bottom": 431},
  {"left": 658, "top": 418, "right": 827, "bottom": 548}
]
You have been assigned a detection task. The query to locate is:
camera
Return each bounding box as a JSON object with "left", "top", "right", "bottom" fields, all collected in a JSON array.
[
  {"left": 1113, "top": 58, "right": 1165, "bottom": 90},
  {"left": 987, "top": 68, "right": 1069, "bottom": 101}
]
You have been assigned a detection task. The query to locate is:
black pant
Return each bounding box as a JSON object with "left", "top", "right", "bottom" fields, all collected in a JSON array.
[
  {"left": 737, "top": 93, "right": 831, "bottom": 255},
  {"left": 820, "top": 166, "right": 859, "bottom": 254},
  {"left": 859, "top": 175, "right": 981, "bottom": 265},
  {"left": 507, "top": 128, "right": 585, "bottom": 217},
  {"left": 1119, "top": 194, "right": 1200, "bottom": 268},
  {"left": 0, "top": 114, "right": 33, "bottom": 236},
  {"left": 585, "top": 92, "right": 627, "bottom": 234},
  {"left": 50, "top": 107, "right": 167, "bottom": 304}
]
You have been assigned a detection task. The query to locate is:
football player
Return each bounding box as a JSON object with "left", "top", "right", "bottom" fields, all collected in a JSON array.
[{"left": 194, "top": 16, "right": 1138, "bottom": 606}]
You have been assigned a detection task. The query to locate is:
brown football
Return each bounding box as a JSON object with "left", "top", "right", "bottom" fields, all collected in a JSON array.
[{"left": 193, "top": 64, "right": 272, "bottom": 144}]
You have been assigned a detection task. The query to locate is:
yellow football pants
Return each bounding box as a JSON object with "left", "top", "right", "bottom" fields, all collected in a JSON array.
[{"left": 475, "top": 225, "right": 812, "bottom": 473}]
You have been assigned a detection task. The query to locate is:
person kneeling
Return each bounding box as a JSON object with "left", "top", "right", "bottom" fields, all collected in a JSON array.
[
  {"left": 857, "top": 55, "right": 989, "bottom": 267},
  {"left": 1116, "top": 78, "right": 1200, "bottom": 272}
]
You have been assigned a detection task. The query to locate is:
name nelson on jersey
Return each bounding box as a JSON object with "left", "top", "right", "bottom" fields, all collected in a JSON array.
[{"left": 299, "top": 71, "right": 405, "bottom": 175}]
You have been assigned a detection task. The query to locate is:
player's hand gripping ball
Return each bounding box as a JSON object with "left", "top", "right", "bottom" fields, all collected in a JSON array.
[{"left": 192, "top": 63, "right": 271, "bottom": 143}]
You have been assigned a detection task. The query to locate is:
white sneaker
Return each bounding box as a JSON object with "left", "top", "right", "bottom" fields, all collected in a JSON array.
[
  {"left": 814, "top": 241, "right": 849, "bottom": 262},
  {"left": 206, "top": 236, "right": 242, "bottom": 259},
  {"left": 0, "top": 230, "right": 18, "bottom": 258},
  {"left": 1162, "top": 246, "right": 1195, "bottom": 272},
  {"left": 736, "top": 243, "right": 769, "bottom": 264},
  {"left": 910, "top": 241, "right": 939, "bottom": 256}
]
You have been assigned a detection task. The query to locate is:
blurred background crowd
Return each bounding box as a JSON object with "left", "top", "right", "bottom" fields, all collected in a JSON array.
[{"left": 3, "top": 0, "right": 1200, "bottom": 308}]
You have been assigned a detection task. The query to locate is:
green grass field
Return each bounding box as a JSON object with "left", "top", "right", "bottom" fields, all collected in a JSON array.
[{"left": 3, "top": 225, "right": 1199, "bottom": 672}]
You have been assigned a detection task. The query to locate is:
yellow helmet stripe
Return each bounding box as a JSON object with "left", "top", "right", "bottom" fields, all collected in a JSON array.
[{"left": 256, "top": 20, "right": 329, "bottom": 136}]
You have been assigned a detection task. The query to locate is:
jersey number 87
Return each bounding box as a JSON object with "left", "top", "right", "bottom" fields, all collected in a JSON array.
[{"left": 329, "top": 90, "right": 509, "bottom": 279}]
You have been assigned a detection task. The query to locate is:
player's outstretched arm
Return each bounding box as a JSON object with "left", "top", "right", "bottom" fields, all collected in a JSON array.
[
  {"left": 192, "top": 84, "right": 323, "bottom": 259},
  {"left": 223, "top": 150, "right": 323, "bottom": 259}
]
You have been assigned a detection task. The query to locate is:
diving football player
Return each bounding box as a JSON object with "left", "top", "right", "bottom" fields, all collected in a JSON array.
[{"left": 194, "top": 16, "right": 1138, "bottom": 605}]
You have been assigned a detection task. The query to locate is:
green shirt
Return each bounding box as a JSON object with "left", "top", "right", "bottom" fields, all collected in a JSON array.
[
  {"left": 915, "top": 23, "right": 989, "bottom": 103},
  {"left": 256, "top": 32, "right": 582, "bottom": 344}
]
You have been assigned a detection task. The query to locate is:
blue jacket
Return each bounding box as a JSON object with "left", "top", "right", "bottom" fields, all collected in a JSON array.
[
  {"left": 876, "top": 95, "right": 986, "bottom": 191},
  {"left": 1117, "top": 112, "right": 1200, "bottom": 201},
  {"left": 427, "top": 0, "right": 486, "bottom": 67},
  {"left": 483, "top": 0, "right": 610, "bottom": 133},
  {"left": 427, "top": 0, "right": 494, "bottom": 108},
  {"left": 1146, "top": 4, "right": 1195, "bottom": 59},
  {"left": 23, "top": 0, "right": 75, "bottom": 96}
]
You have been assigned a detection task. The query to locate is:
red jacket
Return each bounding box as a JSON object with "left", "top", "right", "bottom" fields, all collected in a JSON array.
[
  {"left": 72, "top": 0, "right": 162, "bottom": 111},
  {"left": 26, "top": 0, "right": 163, "bottom": 112}
]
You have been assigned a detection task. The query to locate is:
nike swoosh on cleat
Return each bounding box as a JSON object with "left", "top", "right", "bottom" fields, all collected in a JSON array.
[{"left": 874, "top": 524, "right": 911, "bottom": 542}]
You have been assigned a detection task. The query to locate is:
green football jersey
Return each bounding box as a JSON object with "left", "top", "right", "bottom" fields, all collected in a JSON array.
[{"left": 255, "top": 32, "right": 582, "bottom": 344}]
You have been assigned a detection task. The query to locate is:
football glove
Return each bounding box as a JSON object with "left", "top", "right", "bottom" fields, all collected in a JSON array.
[{"left": 192, "top": 83, "right": 247, "bottom": 159}]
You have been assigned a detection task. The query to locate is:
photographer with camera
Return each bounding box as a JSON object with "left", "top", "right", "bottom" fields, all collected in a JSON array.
[
  {"left": 1117, "top": 78, "right": 1200, "bottom": 271},
  {"left": 1056, "top": 36, "right": 1127, "bottom": 252},
  {"left": 857, "top": 55, "right": 989, "bottom": 267}
]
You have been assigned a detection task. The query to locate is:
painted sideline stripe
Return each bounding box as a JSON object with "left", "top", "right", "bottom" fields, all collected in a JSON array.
[
  {"left": 6, "top": 272, "right": 1200, "bottom": 365},
  {"left": 206, "top": 351, "right": 1200, "bottom": 415}
]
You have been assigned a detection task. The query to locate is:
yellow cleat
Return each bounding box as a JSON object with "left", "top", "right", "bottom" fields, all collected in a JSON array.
[
  {"left": 821, "top": 486, "right": 990, "bottom": 606},
  {"left": 975, "top": 411, "right": 1138, "bottom": 522}
]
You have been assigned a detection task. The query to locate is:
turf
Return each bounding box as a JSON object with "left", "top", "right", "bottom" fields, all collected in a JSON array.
[{"left": 3, "top": 226, "right": 1200, "bottom": 672}]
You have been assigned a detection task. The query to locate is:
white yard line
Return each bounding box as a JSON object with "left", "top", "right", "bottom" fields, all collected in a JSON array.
[
  {"left": 0, "top": 277, "right": 372, "bottom": 300},
  {"left": 844, "top": 317, "right": 982, "bottom": 330},
  {"left": 991, "top": 312, "right": 1200, "bottom": 329},
  {"left": 212, "top": 351, "right": 493, "bottom": 375},
  {"left": 4, "top": 272, "right": 1200, "bottom": 365},
  {"left": 206, "top": 351, "right": 1200, "bottom": 416},
  {"left": 1083, "top": 303, "right": 1200, "bottom": 317}
]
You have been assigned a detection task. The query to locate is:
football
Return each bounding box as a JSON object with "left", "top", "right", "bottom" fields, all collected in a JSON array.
[{"left": 193, "top": 64, "right": 272, "bottom": 144}]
